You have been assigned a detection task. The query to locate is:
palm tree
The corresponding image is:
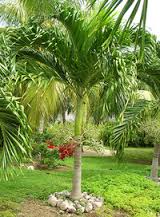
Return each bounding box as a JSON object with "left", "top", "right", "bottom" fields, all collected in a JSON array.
[
  {"left": 108, "top": 36, "right": 160, "bottom": 180},
  {"left": 5, "top": 1, "right": 139, "bottom": 199}
]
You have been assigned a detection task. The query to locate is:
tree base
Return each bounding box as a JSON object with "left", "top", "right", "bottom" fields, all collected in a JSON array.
[{"left": 48, "top": 191, "right": 103, "bottom": 214}]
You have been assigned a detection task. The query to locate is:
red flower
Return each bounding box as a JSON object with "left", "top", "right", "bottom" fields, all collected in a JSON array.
[
  {"left": 48, "top": 145, "right": 56, "bottom": 149},
  {"left": 58, "top": 142, "right": 76, "bottom": 160}
]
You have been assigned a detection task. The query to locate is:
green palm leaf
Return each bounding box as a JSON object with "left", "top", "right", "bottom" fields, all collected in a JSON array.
[
  {"left": 0, "top": 91, "right": 31, "bottom": 179},
  {"left": 110, "top": 100, "right": 157, "bottom": 158}
]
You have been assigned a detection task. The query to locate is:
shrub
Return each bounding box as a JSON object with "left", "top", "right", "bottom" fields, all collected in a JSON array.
[
  {"left": 82, "top": 123, "right": 104, "bottom": 151},
  {"left": 32, "top": 130, "right": 53, "bottom": 144},
  {"left": 128, "top": 126, "right": 154, "bottom": 148},
  {"left": 32, "top": 122, "right": 105, "bottom": 161},
  {"left": 34, "top": 122, "right": 104, "bottom": 148},
  {"left": 59, "top": 141, "right": 76, "bottom": 160},
  {"left": 47, "top": 122, "right": 74, "bottom": 145},
  {"left": 32, "top": 139, "right": 76, "bottom": 168},
  {"left": 32, "top": 142, "right": 60, "bottom": 168}
]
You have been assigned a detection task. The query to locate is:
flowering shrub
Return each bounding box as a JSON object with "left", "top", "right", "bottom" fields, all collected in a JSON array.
[
  {"left": 32, "top": 142, "right": 60, "bottom": 168},
  {"left": 46, "top": 139, "right": 76, "bottom": 160},
  {"left": 46, "top": 139, "right": 56, "bottom": 149},
  {"left": 32, "top": 139, "right": 76, "bottom": 168},
  {"left": 59, "top": 142, "right": 76, "bottom": 160}
]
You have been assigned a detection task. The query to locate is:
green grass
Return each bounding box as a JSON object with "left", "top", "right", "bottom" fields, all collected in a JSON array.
[
  {"left": 0, "top": 148, "right": 160, "bottom": 217},
  {"left": 123, "top": 147, "right": 153, "bottom": 164}
]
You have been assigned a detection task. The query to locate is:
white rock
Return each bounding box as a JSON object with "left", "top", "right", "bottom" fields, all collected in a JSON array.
[
  {"left": 76, "top": 204, "right": 82, "bottom": 209},
  {"left": 68, "top": 200, "right": 74, "bottom": 206},
  {"left": 59, "top": 200, "right": 69, "bottom": 211},
  {"left": 79, "top": 199, "right": 86, "bottom": 207},
  {"left": 88, "top": 199, "right": 94, "bottom": 204},
  {"left": 57, "top": 199, "right": 63, "bottom": 207},
  {"left": 27, "top": 165, "right": 34, "bottom": 170},
  {"left": 48, "top": 196, "right": 58, "bottom": 207},
  {"left": 85, "top": 202, "right": 93, "bottom": 212},
  {"left": 74, "top": 200, "right": 79, "bottom": 205},
  {"left": 67, "top": 205, "right": 76, "bottom": 213},
  {"left": 92, "top": 201, "right": 103, "bottom": 209},
  {"left": 76, "top": 204, "right": 85, "bottom": 213},
  {"left": 56, "top": 193, "right": 64, "bottom": 199},
  {"left": 85, "top": 195, "right": 91, "bottom": 200},
  {"left": 48, "top": 191, "right": 103, "bottom": 214}
]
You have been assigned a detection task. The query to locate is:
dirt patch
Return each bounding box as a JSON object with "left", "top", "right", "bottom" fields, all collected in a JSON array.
[
  {"left": 17, "top": 200, "right": 129, "bottom": 217},
  {"left": 113, "top": 210, "right": 129, "bottom": 217},
  {"left": 17, "top": 200, "right": 99, "bottom": 217},
  {"left": 53, "top": 165, "right": 72, "bottom": 172},
  {"left": 17, "top": 200, "right": 74, "bottom": 217}
]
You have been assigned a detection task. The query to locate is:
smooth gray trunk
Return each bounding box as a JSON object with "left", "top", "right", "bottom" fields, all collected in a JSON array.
[
  {"left": 38, "top": 116, "right": 45, "bottom": 134},
  {"left": 71, "top": 145, "right": 82, "bottom": 199},
  {"left": 70, "top": 95, "right": 86, "bottom": 200},
  {"left": 150, "top": 144, "right": 160, "bottom": 181}
]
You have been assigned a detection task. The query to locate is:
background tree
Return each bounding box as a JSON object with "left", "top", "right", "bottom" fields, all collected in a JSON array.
[
  {"left": 107, "top": 36, "right": 160, "bottom": 180},
  {"left": 140, "top": 119, "right": 160, "bottom": 181}
]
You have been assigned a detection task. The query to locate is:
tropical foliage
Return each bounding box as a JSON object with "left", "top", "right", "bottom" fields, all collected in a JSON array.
[
  {"left": 0, "top": 33, "right": 31, "bottom": 179},
  {"left": 3, "top": 1, "right": 140, "bottom": 199},
  {"left": 1, "top": 0, "right": 160, "bottom": 200}
]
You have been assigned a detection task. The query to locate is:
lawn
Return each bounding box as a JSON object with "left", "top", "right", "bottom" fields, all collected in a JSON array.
[
  {"left": 0, "top": 148, "right": 160, "bottom": 217},
  {"left": 123, "top": 147, "right": 154, "bottom": 164}
]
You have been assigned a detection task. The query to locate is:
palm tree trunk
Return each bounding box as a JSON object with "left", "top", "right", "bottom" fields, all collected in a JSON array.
[
  {"left": 62, "top": 107, "right": 66, "bottom": 124},
  {"left": 38, "top": 116, "right": 45, "bottom": 134},
  {"left": 71, "top": 95, "right": 86, "bottom": 200},
  {"left": 150, "top": 144, "right": 160, "bottom": 181}
]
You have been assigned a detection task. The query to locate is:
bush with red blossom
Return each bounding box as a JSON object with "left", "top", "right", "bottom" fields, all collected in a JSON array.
[
  {"left": 32, "top": 138, "right": 77, "bottom": 169},
  {"left": 58, "top": 142, "right": 76, "bottom": 160},
  {"left": 46, "top": 139, "right": 76, "bottom": 160}
]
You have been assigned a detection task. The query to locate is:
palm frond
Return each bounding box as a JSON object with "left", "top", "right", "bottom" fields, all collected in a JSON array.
[
  {"left": 21, "top": 78, "right": 63, "bottom": 130},
  {"left": 0, "top": 91, "right": 31, "bottom": 179},
  {"left": 0, "top": 0, "right": 56, "bottom": 24},
  {"left": 99, "top": 0, "right": 148, "bottom": 60},
  {"left": 110, "top": 100, "right": 156, "bottom": 158}
]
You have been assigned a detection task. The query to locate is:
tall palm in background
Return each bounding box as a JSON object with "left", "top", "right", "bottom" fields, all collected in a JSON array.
[{"left": 109, "top": 37, "right": 160, "bottom": 181}]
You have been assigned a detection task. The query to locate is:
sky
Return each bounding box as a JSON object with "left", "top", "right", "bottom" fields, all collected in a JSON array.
[
  {"left": 121, "top": 0, "right": 160, "bottom": 39},
  {"left": 146, "top": 0, "right": 160, "bottom": 39}
]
